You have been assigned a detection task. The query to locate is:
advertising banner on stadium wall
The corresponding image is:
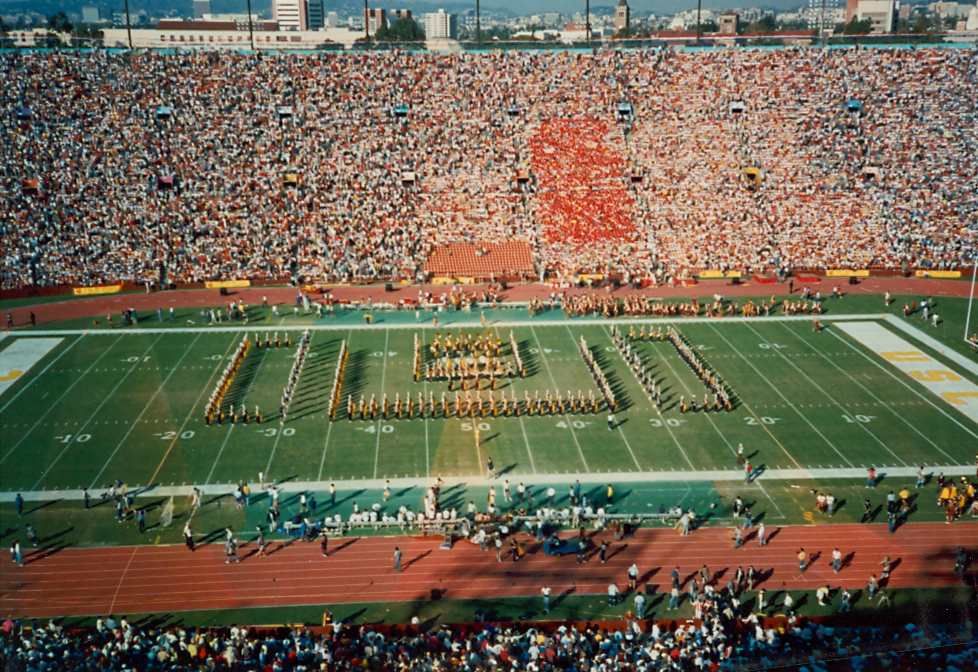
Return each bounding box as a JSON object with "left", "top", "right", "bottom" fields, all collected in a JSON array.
[
  {"left": 72, "top": 284, "right": 123, "bottom": 295},
  {"left": 204, "top": 280, "right": 251, "bottom": 289},
  {"left": 825, "top": 270, "right": 870, "bottom": 277},
  {"left": 915, "top": 270, "right": 961, "bottom": 278}
]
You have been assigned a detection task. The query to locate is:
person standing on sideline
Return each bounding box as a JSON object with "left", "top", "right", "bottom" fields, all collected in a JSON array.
[
  {"left": 183, "top": 523, "right": 194, "bottom": 551},
  {"left": 486, "top": 456, "right": 495, "bottom": 479},
  {"left": 169, "top": 306, "right": 175, "bottom": 322},
  {"left": 607, "top": 412, "right": 615, "bottom": 430},
  {"left": 916, "top": 466, "right": 927, "bottom": 488},
  {"left": 606, "top": 484, "right": 614, "bottom": 506},
  {"left": 783, "top": 592, "right": 794, "bottom": 614},
  {"left": 329, "top": 483, "right": 336, "bottom": 507},
  {"left": 383, "top": 480, "right": 391, "bottom": 502},
  {"left": 734, "top": 526, "right": 742, "bottom": 549},
  {"left": 259, "top": 470, "right": 266, "bottom": 491},
  {"left": 320, "top": 531, "right": 329, "bottom": 558},
  {"left": 744, "top": 461, "right": 753, "bottom": 484},
  {"left": 628, "top": 563, "right": 639, "bottom": 591},
  {"left": 541, "top": 585, "right": 551, "bottom": 614},
  {"left": 832, "top": 548, "right": 842, "bottom": 573},
  {"left": 83, "top": 488, "right": 91, "bottom": 509},
  {"left": 15, "top": 494, "right": 23, "bottom": 517},
  {"left": 862, "top": 499, "right": 873, "bottom": 523},
  {"left": 668, "top": 586, "right": 680, "bottom": 610},
  {"left": 671, "top": 566, "right": 681, "bottom": 590},
  {"left": 757, "top": 522, "right": 766, "bottom": 546},
  {"left": 503, "top": 479, "right": 512, "bottom": 502},
  {"left": 798, "top": 548, "right": 807, "bottom": 572},
  {"left": 137, "top": 509, "right": 145, "bottom": 533},
  {"left": 12, "top": 540, "right": 23, "bottom": 567},
  {"left": 634, "top": 591, "right": 646, "bottom": 619},
  {"left": 495, "top": 535, "right": 503, "bottom": 562},
  {"left": 393, "top": 547, "right": 402, "bottom": 571},
  {"left": 736, "top": 443, "right": 744, "bottom": 465},
  {"left": 225, "top": 537, "right": 239, "bottom": 563},
  {"left": 608, "top": 583, "right": 619, "bottom": 606},
  {"left": 866, "top": 467, "right": 877, "bottom": 488},
  {"left": 599, "top": 540, "right": 609, "bottom": 563},
  {"left": 257, "top": 527, "right": 267, "bottom": 558},
  {"left": 868, "top": 574, "right": 878, "bottom": 599},
  {"left": 577, "top": 538, "right": 588, "bottom": 564},
  {"left": 839, "top": 588, "right": 852, "bottom": 612}
]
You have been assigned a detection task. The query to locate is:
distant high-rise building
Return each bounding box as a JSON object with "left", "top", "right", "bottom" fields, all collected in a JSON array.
[
  {"left": 615, "top": 0, "right": 630, "bottom": 32},
  {"left": 193, "top": 0, "right": 211, "bottom": 20},
  {"left": 808, "top": 0, "right": 839, "bottom": 31},
  {"left": 274, "top": 0, "right": 305, "bottom": 29},
  {"left": 365, "top": 8, "right": 387, "bottom": 33},
  {"left": 306, "top": 0, "right": 324, "bottom": 29},
  {"left": 424, "top": 9, "right": 457, "bottom": 38},
  {"left": 326, "top": 11, "right": 339, "bottom": 27},
  {"left": 389, "top": 9, "right": 412, "bottom": 21},
  {"left": 81, "top": 6, "right": 100, "bottom": 22}
]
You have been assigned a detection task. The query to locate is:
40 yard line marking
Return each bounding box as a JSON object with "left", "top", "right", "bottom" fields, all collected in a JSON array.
[
  {"left": 743, "top": 322, "right": 905, "bottom": 467},
  {"left": 1, "top": 336, "right": 121, "bottom": 465},
  {"left": 777, "top": 322, "right": 957, "bottom": 464},
  {"left": 372, "top": 330, "right": 390, "bottom": 479},
  {"left": 531, "top": 326, "right": 590, "bottom": 473},
  {"left": 91, "top": 333, "right": 203, "bottom": 490},
  {"left": 148, "top": 332, "right": 242, "bottom": 486}
]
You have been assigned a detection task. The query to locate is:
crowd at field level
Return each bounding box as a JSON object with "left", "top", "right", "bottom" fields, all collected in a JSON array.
[{"left": 3, "top": 47, "right": 976, "bottom": 291}]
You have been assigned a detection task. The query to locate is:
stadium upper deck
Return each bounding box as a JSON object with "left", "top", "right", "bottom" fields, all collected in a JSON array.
[{"left": 2, "top": 47, "right": 976, "bottom": 289}]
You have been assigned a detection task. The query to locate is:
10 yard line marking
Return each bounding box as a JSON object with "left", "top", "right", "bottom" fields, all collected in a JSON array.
[
  {"left": 372, "top": 330, "right": 390, "bottom": 479},
  {"left": 34, "top": 334, "right": 165, "bottom": 490},
  {"left": 1, "top": 336, "right": 122, "bottom": 465},
  {"left": 494, "top": 326, "right": 536, "bottom": 473},
  {"left": 743, "top": 323, "right": 906, "bottom": 467},
  {"left": 207, "top": 339, "right": 269, "bottom": 485},
  {"left": 0, "top": 334, "right": 82, "bottom": 414},
  {"left": 318, "top": 330, "right": 352, "bottom": 481},
  {"left": 778, "top": 322, "right": 957, "bottom": 464},
  {"left": 532, "top": 326, "right": 590, "bottom": 473},
  {"left": 91, "top": 333, "right": 203, "bottom": 490},
  {"left": 148, "top": 332, "right": 242, "bottom": 486}
]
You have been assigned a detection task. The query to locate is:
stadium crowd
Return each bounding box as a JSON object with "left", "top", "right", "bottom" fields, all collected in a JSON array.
[
  {"left": 2, "top": 47, "right": 976, "bottom": 290},
  {"left": 2, "top": 612, "right": 975, "bottom": 671}
]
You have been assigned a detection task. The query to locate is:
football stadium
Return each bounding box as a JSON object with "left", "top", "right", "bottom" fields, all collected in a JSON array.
[{"left": 2, "top": 43, "right": 978, "bottom": 670}]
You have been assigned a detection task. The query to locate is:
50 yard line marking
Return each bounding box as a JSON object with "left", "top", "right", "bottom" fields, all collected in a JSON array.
[
  {"left": 90, "top": 333, "right": 203, "bottom": 490},
  {"left": 743, "top": 322, "right": 907, "bottom": 468},
  {"left": 1, "top": 336, "right": 122, "bottom": 465},
  {"left": 318, "top": 330, "right": 352, "bottom": 481},
  {"left": 372, "top": 330, "right": 390, "bottom": 479},
  {"left": 778, "top": 322, "right": 957, "bottom": 464},
  {"left": 148, "top": 332, "right": 242, "bottom": 486},
  {"left": 531, "top": 326, "right": 590, "bottom": 473},
  {"left": 34, "top": 335, "right": 164, "bottom": 490}
]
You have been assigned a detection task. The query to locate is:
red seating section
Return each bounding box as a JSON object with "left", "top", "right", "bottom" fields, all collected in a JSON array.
[{"left": 422, "top": 241, "right": 534, "bottom": 277}]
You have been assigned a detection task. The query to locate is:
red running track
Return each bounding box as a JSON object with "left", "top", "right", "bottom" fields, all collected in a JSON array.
[{"left": 2, "top": 523, "right": 976, "bottom": 619}]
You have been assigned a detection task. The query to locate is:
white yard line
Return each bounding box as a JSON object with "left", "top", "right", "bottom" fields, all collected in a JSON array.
[
  {"left": 421, "top": 327, "right": 430, "bottom": 478},
  {"left": 33, "top": 335, "right": 166, "bottom": 490},
  {"left": 742, "top": 323, "right": 907, "bottom": 467},
  {"left": 778, "top": 322, "right": 958, "bottom": 464},
  {"left": 825, "top": 328, "right": 978, "bottom": 444},
  {"left": 531, "top": 326, "right": 590, "bottom": 473},
  {"left": 318, "top": 330, "right": 352, "bottom": 481},
  {"left": 706, "top": 323, "right": 855, "bottom": 468},
  {"left": 266, "top": 332, "right": 313, "bottom": 475},
  {"left": 91, "top": 334, "right": 204, "bottom": 490},
  {"left": 0, "top": 335, "right": 82, "bottom": 413},
  {"left": 492, "top": 326, "right": 537, "bottom": 474},
  {"left": 1, "top": 337, "right": 121, "bottom": 464},
  {"left": 372, "top": 330, "right": 390, "bottom": 479},
  {"left": 206, "top": 340, "right": 269, "bottom": 485}
]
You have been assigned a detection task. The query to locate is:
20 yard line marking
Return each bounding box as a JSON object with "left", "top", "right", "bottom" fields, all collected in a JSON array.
[
  {"left": 1, "top": 336, "right": 122, "bottom": 465},
  {"left": 778, "top": 322, "right": 957, "bottom": 464},
  {"left": 372, "top": 330, "right": 390, "bottom": 479},
  {"left": 532, "top": 326, "right": 590, "bottom": 473},
  {"left": 34, "top": 335, "right": 165, "bottom": 490},
  {"left": 743, "top": 323, "right": 905, "bottom": 467},
  {"left": 706, "top": 323, "right": 848, "bottom": 467},
  {"left": 91, "top": 333, "right": 204, "bottom": 490}
]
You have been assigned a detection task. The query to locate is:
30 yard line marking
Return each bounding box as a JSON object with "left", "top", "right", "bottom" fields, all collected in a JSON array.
[
  {"left": 825, "top": 327, "right": 978, "bottom": 444},
  {"left": 372, "top": 330, "right": 390, "bottom": 479},
  {"left": 148, "top": 332, "right": 242, "bottom": 486},
  {"left": 0, "top": 334, "right": 81, "bottom": 414},
  {"left": 706, "top": 323, "right": 846, "bottom": 467},
  {"left": 743, "top": 323, "right": 906, "bottom": 467},
  {"left": 91, "top": 333, "right": 204, "bottom": 490},
  {"left": 492, "top": 326, "right": 537, "bottom": 473},
  {"left": 266, "top": 331, "right": 315, "bottom": 476},
  {"left": 207, "top": 339, "right": 269, "bottom": 485},
  {"left": 318, "top": 330, "right": 352, "bottom": 481},
  {"left": 33, "top": 335, "right": 165, "bottom": 490},
  {"left": 1, "top": 336, "right": 121, "bottom": 465},
  {"left": 778, "top": 322, "right": 957, "bottom": 464},
  {"left": 532, "top": 326, "right": 590, "bottom": 473}
]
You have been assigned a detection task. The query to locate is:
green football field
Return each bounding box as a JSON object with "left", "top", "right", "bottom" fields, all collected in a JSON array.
[{"left": 2, "top": 292, "right": 977, "bottom": 496}]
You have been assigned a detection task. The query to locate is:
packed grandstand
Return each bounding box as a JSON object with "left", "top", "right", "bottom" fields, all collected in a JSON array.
[{"left": 2, "top": 47, "right": 977, "bottom": 290}]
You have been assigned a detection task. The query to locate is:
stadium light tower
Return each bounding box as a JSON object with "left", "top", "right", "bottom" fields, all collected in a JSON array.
[
  {"left": 696, "top": 0, "right": 702, "bottom": 45},
  {"left": 246, "top": 0, "right": 254, "bottom": 50},
  {"left": 123, "top": 0, "right": 133, "bottom": 49},
  {"left": 476, "top": 0, "right": 481, "bottom": 47},
  {"left": 364, "top": 0, "right": 370, "bottom": 49},
  {"left": 586, "top": 0, "right": 591, "bottom": 40}
]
